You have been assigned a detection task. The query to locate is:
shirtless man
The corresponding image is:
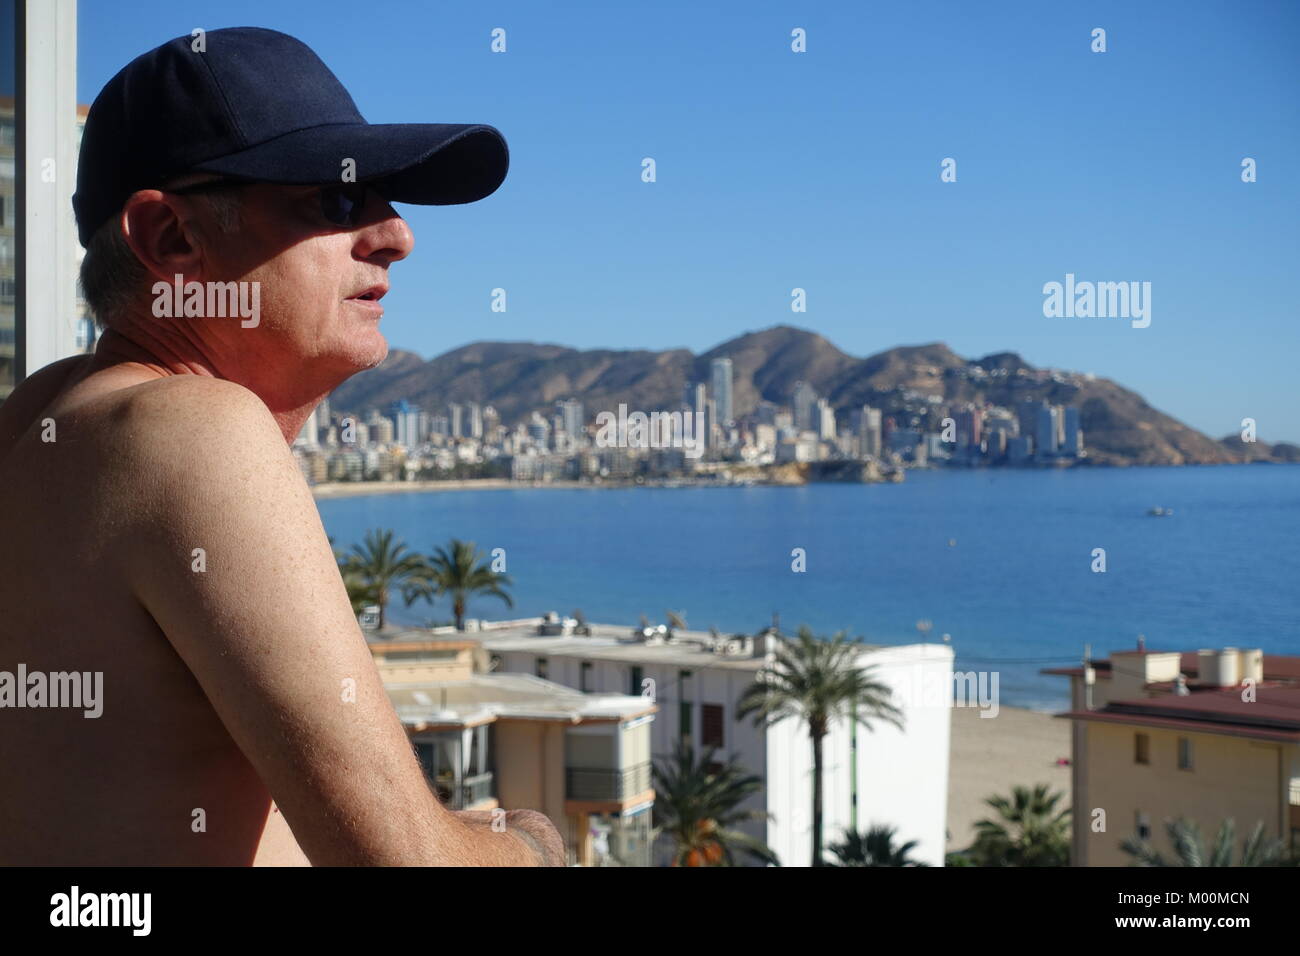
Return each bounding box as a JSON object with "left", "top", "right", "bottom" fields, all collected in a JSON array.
[{"left": 0, "top": 27, "right": 563, "bottom": 865}]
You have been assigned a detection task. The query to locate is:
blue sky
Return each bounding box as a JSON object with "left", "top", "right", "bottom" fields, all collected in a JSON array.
[{"left": 78, "top": 0, "right": 1299, "bottom": 441}]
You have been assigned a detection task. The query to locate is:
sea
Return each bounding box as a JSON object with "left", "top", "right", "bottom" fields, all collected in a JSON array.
[{"left": 317, "top": 464, "right": 1300, "bottom": 711}]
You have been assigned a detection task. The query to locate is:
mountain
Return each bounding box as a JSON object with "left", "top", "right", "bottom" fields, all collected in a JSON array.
[
  {"left": 1217, "top": 436, "right": 1300, "bottom": 463},
  {"left": 328, "top": 325, "right": 1282, "bottom": 466}
]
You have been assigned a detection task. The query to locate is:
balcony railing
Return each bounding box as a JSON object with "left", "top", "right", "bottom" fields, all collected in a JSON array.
[
  {"left": 434, "top": 771, "right": 496, "bottom": 810},
  {"left": 566, "top": 762, "right": 651, "bottom": 802},
  {"left": 459, "top": 771, "right": 496, "bottom": 808}
]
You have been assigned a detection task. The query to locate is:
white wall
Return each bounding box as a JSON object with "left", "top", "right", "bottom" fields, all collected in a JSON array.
[
  {"left": 763, "top": 643, "right": 952, "bottom": 867},
  {"left": 495, "top": 640, "right": 953, "bottom": 867}
]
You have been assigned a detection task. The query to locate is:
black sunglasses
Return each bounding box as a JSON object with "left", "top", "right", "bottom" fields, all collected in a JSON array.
[{"left": 167, "top": 179, "right": 385, "bottom": 228}]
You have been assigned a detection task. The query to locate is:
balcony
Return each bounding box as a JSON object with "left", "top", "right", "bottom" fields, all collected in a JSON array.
[
  {"left": 458, "top": 771, "right": 496, "bottom": 809},
  {"left": 566, "top": 762, "right": 652, "bottom": 802},
  {"left": 432, "top": 769, "right": 496, "bottom": 810}
]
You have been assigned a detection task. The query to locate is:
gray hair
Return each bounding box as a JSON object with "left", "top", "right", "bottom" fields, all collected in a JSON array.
[{"left": 80, "top": 185, "right": 243, "bottom": 330}]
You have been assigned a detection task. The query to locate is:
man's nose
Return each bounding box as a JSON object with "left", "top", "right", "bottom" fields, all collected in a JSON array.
[{"left": 355, "top": 192, "right": 415, "bottom": 264}]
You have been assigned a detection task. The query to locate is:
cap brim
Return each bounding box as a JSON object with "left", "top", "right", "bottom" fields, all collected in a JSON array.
[{"left": 191, "top": 122, "right": 508, "bottom": 204}]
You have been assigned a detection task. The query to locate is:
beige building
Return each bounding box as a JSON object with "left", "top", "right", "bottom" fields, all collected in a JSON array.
[
  {"left": 1046, "top": 644, "right": 1300, "bottom": 866},
  {"left": 368, "top": 629, "right": 657, "bottom": 866}
]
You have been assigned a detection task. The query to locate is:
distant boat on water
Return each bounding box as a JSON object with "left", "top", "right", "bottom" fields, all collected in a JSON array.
[{"left": 1147, "top": 506, "right": 1175, "bottom": 517}]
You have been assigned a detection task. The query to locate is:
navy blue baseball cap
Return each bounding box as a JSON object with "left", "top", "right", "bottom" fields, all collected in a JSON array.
[{"left": 73, "top": 26, "right": 509, "bottom": 247}]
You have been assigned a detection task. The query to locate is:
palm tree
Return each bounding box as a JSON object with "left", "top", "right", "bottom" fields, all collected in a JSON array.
[
  {"left": 338, "top": 529, "right": 432, "bottom": 630},
  {"left": 1121, "top": 817, "right": 1299, "bottom": 867},
  {"left": 651, "top": 739, "right": 779, "bottom": 867},
  {"left": 735, "top": 625, "right": 903, "bottom": 867},
  {"left": 968, "top": 784, "right": 1070, "bottom": 866},
  {"left": 341, "top": 566, "right": 381, "bottom": 616},
  {"left": 827, "top": 824, "right": 929, "bottom": 867},
  {"left": 418, "top": 538, "right": 513, "bottom": 630}
]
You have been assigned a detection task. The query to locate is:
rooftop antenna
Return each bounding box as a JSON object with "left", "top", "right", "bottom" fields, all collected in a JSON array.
[{"left": 1084, "top": 643, "right": 1094, "bottom": 711}]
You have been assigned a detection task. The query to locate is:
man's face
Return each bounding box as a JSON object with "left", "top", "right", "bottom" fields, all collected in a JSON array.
[{"left": 194, "top": 182, "right": 415, "bottom": 389}]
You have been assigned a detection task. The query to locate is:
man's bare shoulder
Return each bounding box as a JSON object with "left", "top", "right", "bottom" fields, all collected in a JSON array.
[
  {"left": 0, "top": 356, "right": 91, "bottom": 451},
  {"left": 111, "top": 375, "right": 276, "bottom": 432},
  {"left": 74, "top": 377, "right": 308, "bottom": 534},
  {"left": 100, "top": 376, "right": 289, "bottom": 470}
]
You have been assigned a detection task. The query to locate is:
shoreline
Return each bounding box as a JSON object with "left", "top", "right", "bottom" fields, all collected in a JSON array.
[
  {"left": 311, "top": 477, "right": 805, "bottom": 498},
  {"left": 311, "top": 479, "right": 571, "bottom": 499},
  {"left": 310, "top": 462, "right": 1296, "bottom": 501}
]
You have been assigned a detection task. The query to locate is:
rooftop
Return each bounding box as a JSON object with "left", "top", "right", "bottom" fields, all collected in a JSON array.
[
  {"left": 387, "top": 673, "right": 657, "bottom": 730},
  {"left": 1043, "top": 650, "right": 1300, "bottom": 683},
  {"left": 475, "top": 621, "right": 781, "bottom": 670},
  {"left": 1057, "top": 685, "right": 1300, "bottom": 743}
]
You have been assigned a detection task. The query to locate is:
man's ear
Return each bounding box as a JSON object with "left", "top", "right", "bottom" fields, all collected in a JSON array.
[{"left": 120, "top": 189, "right": 206, "bottom": 283}]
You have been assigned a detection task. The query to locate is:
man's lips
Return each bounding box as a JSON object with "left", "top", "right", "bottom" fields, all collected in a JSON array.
[
  {"left": 347, "top": 283, "right": 388, "bottom": 302},
  {"left": 346, "top": 284, "right": 387, "bottom": 316}
]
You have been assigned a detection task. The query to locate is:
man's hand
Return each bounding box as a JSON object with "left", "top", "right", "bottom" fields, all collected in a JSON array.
[{"left": 454, "top": 810, "right": 566, "bottom": 867}]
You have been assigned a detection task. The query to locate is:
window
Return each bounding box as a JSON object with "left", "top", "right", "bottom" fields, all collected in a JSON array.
[
  {"left": 678, "top": 670, "right": 693, "bottom": 745},
  {"left": 1134, "top": 733, "right": 1149, "bottom": 765},
  {"left": 1136, "top": 811, "right": 1151, "bottom": 841},
  {"left": 1178, "top": 737, "right": 1193, "bottom": 771},
  {"left": 535, "top": 657, "right": 548, "bottom": 680},
  {"left": 414, "top": 741, "right": 435, "bottom": 779},
  {"left": 629, "top": 665, "right": 643, "bottom": 697},
  {"left": 580, "top": 660, "right": 591, "bottom": 692},
  {"left": 702, "top": 703, "right": 724, "bottom": 748}
]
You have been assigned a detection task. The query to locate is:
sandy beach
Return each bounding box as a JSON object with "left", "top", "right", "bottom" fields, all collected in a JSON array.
[
  {"left": 947, "top": 704, "right": 1072, "bottom": 853},
  {"left": 310, "top": 479, "right": 587, "bottom": 499}
]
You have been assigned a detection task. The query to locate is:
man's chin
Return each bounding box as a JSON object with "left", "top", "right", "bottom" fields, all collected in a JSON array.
[
  {"left": 316, "top": 334, "right": 389, "bottom": 382},
  {"left": 343, "top": 330, "right": 389, "bottom": 371},
  {"left": 359, "top": 335, "right": 389, "bottom": 371}
]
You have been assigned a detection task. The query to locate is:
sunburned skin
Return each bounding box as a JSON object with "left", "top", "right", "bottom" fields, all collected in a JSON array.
[{"left": 0, "top": 181, "right": 564, "bottom": 867}]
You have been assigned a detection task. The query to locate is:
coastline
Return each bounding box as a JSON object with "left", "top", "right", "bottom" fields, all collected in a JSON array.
[
  {"left": 310, "top": 479, "right": 585, "bottom": 499},
  {"left": 309, "top": 462, "right": 1297, "bottom": 501}
]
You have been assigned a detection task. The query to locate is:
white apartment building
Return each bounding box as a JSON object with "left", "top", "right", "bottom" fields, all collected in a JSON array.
[{"left": 475, "top": 616, "right": 953, "bottom": 866}]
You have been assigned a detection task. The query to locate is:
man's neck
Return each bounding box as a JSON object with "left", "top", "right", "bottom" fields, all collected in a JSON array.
[{"left": 90, "top": 328, "right": 330, "bottom": 445}]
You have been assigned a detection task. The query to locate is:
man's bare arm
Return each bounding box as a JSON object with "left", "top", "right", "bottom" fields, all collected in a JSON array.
[{"left": 118, "top": 378, "right": 555, "bottom": 865}]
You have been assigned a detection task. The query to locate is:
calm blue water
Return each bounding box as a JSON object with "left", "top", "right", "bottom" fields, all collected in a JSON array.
[{"left": 317, "top": 465, "right": 1300, "bottom": 711}]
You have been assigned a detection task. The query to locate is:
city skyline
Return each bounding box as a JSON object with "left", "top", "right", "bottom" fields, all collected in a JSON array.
[
  {"left": 75, "top": 1, "right": 1300, "bottom": 446},
  {"left": 325, "top": 323, "right": 1291, "bottom": 458}
]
